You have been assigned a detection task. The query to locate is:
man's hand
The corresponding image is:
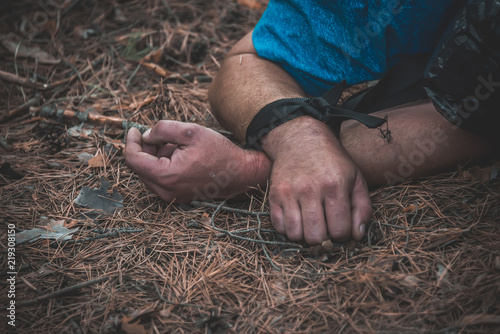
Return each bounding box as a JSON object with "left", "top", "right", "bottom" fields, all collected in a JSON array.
[
  {"left": 125, "top": 120, "right": 270, "bottom": 202},
  {"left": 262, "top": 116, "right": 372, "bottom": 244}
]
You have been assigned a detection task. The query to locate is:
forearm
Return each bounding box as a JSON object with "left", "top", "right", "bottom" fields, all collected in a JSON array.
[{"left": 209, "top": 30, "right": 307, "bottom": 142}]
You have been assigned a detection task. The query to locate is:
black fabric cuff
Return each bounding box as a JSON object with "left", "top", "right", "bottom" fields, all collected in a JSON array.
[
  {"left": 245, "top": 81, "right": 388, "bottom": 150},
  {"left": 245, "top": 97, "right": 339, "bottom": 149}
]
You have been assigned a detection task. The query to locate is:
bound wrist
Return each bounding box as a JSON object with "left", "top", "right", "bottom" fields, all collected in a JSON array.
[{"left": 261, "top": 116, "right": 336, "bottom": 160}]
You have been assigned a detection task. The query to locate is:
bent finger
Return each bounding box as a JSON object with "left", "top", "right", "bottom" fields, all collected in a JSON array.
[
  {"left": 282, "top": 201, "right": 303, "bottom": 241},
  {"left": 157, "top": 143, "right": 178, "bottom": 158},
  {"left": 350, "top": 173, "right": 372, "bottom": 241},
  {"left": 270, "top": 202, "right": 285, "bottom": 234},
  {"left": 325, "top": 189, "right": 352, "bottom": 242},
  {"left": 125, "top": 130, "right": 171, "bottom": 180},
  {"left": 125, "top": 127, "right": 144, "bottom": 157},
  {"left": 143, "top": 120, "right": 197, "bottom": 147},
  {"left": 142, "top": 142, "right": 158, "bottom": 156},
  {"left": 300, "top": 199, "right": 327, "bottom": 245}
]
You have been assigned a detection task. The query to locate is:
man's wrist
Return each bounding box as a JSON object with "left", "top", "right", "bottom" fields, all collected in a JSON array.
[{"left": 261, "top": 116, "right": 338, "bottom": 160}]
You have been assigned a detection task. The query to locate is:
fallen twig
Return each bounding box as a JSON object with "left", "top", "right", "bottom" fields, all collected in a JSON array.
[
  {"left": 0, "top": 69, "right": 48, "bottom": 90},
  {"left": 256, "top": 213, "right": 281, "bottom": 270},
  {"left": 0, "top": 94, "right": 40, "bottom": 122},
  {"left": 38, "top": 105, "right": 150, "bottom": 133},
  {"left": 191, "top": 200, "right": 270, "bottom": 216},
  {"left": 14, "top": 276, "right": 109, "bottom": 307},
  {"left": 210, "top": 201, "right": 301, "bottom": 248}
]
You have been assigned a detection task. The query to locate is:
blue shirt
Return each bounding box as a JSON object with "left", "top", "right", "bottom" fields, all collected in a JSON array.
[{"left": 252, "top": 0, "right": 459, "bottom": 96}]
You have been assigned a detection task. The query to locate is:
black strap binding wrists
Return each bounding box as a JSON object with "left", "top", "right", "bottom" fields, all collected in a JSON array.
[{"left": 245, "top": 80, "right": 388, "bottom": 150}]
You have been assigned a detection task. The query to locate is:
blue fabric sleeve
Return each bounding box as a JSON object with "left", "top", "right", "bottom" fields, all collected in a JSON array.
[{"left": 252, "top": 0, "right": 459, "bottom": 96}]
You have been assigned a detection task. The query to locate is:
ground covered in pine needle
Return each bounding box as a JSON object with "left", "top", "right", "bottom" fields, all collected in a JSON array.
[{"left": 1, "top": 1, "right": 499, "bottom": 333}]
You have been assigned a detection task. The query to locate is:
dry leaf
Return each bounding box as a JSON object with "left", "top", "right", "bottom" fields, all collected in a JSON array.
[
  {"left": 37, "top": 264, "right": 56, "bottom": 277},
  {"left": 114, "top": 6, "right": 127, "bottom": 24},
  {"left": 93, "top": 104, "right": 104, "bottom": 114},
  {"left": 88, "top": 151, "right": 107, "bottom": 167},
  {"left": 463, "top": 166, "right": 491, "bottom": 183},
  {"left": 237, "top": 0, "right": 262, "bottom": 9},
  {"left": 64, "top": 220, "right": 79, "bottom": 229},
  {"left": 199, "top": 212, "right": 211, "bottom": 226},
  {"left": 74, "top": 26, "right": 97, "bottom": 39},
  {"left": 43, "top": 219, "right": 66, "bottom": 229},
  {"left": 120, "top": 316, "right": 147, "bottom": 334},
  {"left": 310, "top": 240, "right": 339, "bottom": 258},
  {"left": 436, "top": 263, "right": 448, "bottom": 286},
  {"left": 401, "top": 275, "right": 419, "bottom": 288},
  {"left": 104, "top": 137, "right": 125, "bottom": 151},
  {"left": 321, "top": 239, "right": 334, "bottom": 251},
  {"left": 151, "top": 48, "right": 164, "bottom": 64},
  {"left": 472, "top": 273, "right": 486, "bottom": 288},
  {"left": 129, "top": 95, "right": 156, "bottom": 109},
  {"left": 2, "top": 39, "right": 61, "bottom": 64},
  {"left": 74, "top": 177, "right": 123, "bottom": 214},
  {"left": 141, "top": 62, "right": 169, "bottom": 77},
  {"left": 142, "top": 48, "right": 164, "bottom": 64},
  {"left": 44, "top": 20, "right": 58, "bottom": 36},
  {"left": 159, "top": 305, "right": 175, "bottom": 318},
  {"left": 78, "top": 153, "right": 94, "bottom": 164},
  {"left": 270, "top": 280, "right": 287, "bottom": 302},
  {"left": 426, "top": 232, "right": 460, "bottom": 249},
  {"left": 402, "top": 204, "right": 416, "bottom": 213},
  {"left": 495, "top": 256, "right": 500, "bottom": 270},
  {"left": 16, "top": 218, "right": 79, "bottom": 244}
]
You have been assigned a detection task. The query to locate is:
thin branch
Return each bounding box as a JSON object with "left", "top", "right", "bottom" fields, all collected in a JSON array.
[
  {"left": 192, "top": 200, "right": 270, "bottom": 216},
  {"left": 14, "top": 276, "right": 109, "bottom": 307},
  {"left": 0, "top": 69, "right": 48, "bottom": 90},
  {"left": 210, "top": 201, "right": 301, "bottom": 248}
]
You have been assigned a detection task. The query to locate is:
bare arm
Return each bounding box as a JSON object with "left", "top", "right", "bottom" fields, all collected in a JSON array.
[{"left": 209, "top": 30, "right": 307, "bottom": 141}]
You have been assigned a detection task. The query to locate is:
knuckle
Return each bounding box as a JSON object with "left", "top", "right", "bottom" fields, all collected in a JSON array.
[
  {"left": 155, "top": 120, "right": 170, "bottom": 132},
  {"left": 181, "top": 124, "right": 198, "bottom": 139},
  {"left": 271, "top": 183, "right": 292, "bottom": 198},
  {"left": 323, "top": 177, "right": 340, "bottom": 190},
  {"left": 297, "top": 182, "right": 315, "bottom": 197},
  {"left": 324, "top": 173, "right": 347, "bottom": 189},
  {"left": 324, "top": 179, "right": 347, "bottom": 199}
]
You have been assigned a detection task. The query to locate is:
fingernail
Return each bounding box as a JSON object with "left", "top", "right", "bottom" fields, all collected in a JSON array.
[
  {"left": 359, "top": 224, "right": 366, "bottom": 236},
  {"left": 143, "top": 129, "right": 151, "bottom": 137}
]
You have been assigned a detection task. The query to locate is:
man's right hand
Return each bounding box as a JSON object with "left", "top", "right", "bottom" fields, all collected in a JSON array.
[
  {"left": 209, "top": 30, "right": 372, "bottom": 245},
  {"left": 262, "top": 116, "right": 373, "bottom": 245}
]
